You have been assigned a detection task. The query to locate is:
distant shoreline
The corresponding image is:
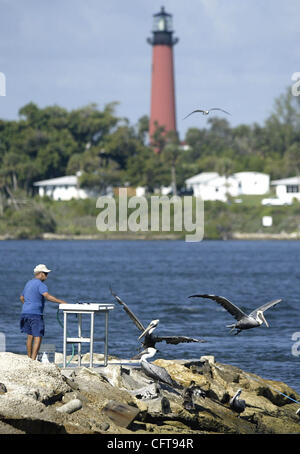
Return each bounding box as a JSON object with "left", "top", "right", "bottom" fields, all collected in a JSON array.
[
  {"left": 1, "top": 232, "right": 300, "bottom": 240},
  {"left": 0, "top": 232, "right": 182, "bottom": 241},
  {"left": 231, "top": 232, "right": 300, "bottom": 240}
]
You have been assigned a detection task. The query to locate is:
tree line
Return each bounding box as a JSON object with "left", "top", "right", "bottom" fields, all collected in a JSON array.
[{"left": 0, "top": 87, "right": 300, "bottom": 212}]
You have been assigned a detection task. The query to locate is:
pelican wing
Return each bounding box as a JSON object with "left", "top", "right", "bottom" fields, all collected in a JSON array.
[
  {"left": 143, "top": 362, "right": 176, "bottom": 387},
  {"left": 189, "top": 294, "right": 247, "bottom": 321},
  {"left": 183, "top": 109, "right": 206, "bottom": 120},
  {"left": 110, "top": 288, "right": 145, "bottom": 332},
  {"left": 154, "top": 335, "right": 206, "bottom": 345},
  {"left": 249, "top": 299, "right": 282, "bottom": 318},
  {"left": 209, "top": 108, "right": 231, "bottom": 115}
]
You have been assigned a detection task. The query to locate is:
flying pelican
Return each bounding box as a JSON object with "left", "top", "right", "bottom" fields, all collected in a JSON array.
[
  {"left": 188, "top": 294, "right": 282, "bottom": 335},
  {"left": 183, "top": 108, "right": 231, "bottom": 120},
  {"left": 230, "top": 389, "right": 246, "bottom": 417},
  {"left": 110, "top": 289, "right": 206, "bottom": 348},
  {"left": 134, "top": 347, "right": 182, "bottom": 389}
]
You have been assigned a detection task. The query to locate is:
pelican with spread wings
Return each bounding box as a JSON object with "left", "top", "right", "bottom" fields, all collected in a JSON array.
[
  {"left": 188, "top": 294, "right": 282, "bottom": 335},
  {"left": 110, "top": 288, "right": 206, "bottom": 349},
  {"left": 183, "top": 107, "right": 231, "bottom": 120}
]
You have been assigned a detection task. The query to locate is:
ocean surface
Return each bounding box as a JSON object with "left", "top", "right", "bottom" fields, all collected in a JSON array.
[{"left": 0, "top": 240, "right": 299, "bottom": 394}]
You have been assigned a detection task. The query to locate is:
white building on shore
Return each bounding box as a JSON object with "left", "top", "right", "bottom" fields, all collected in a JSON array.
[
  {"left": 33, "top": 175, "right": 95, "bottom": 201},
  {"left": 234, "top": 172, "right": 270, "bottom": 195},
  {"left": 185, "top": 171, "right": 270, "bottom": 202},
  {"left": 271, "top": 176, "right": 300, "bottom": 203}
]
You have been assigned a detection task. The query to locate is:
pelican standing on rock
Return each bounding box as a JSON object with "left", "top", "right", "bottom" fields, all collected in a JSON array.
[
  {"left": 133, "top": 347, "right": 182, "bottom": 390},
  {"left": 110, "top": 289, "right": 206, "bottom": 348},
  {"left": 230, "top": 389, "right": 246, "bottom": 416},
  {"left": 188, "top": 294, "right": 282, "bottom": 335}
]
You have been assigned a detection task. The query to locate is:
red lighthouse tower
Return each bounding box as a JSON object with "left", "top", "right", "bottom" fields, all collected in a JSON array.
[{"left": 147, "top": 7, "right": 178, "bottom": 149}]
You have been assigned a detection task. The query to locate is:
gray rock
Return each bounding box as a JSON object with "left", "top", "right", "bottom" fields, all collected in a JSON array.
[
  {"left": 56, "top": 398, "right": 82, "bottom": 414},
  {"left": 24, "top": 389, "right": 40, "bottom": 400},
  {"left": 95, "top": 365, "right": 123, "bottom": 387},
  {"left": 130, "top": 383, "right": 160, "bottom": 400},
  {"left": 0, "top": 352, "right": 69, "bottom": 404},
  {"left": 102, "top": 400, "right": 140, "bottom": 428},
  {"left": 63, "top": 377, "right": 80, "bottom": 391},
  {"left": 61, "top": 369, "right": 76, "bottom": 381},
  {"left": 146, "top": 396, "right": 171, "bottom": 415},
  {"left": 121, "top": 371, "right": 142, "bottom": 390},
  {"left": 1, "top": 351, "right": 300, "bottom": 435},
  {"left": 200, "top": 355, "right": 215, "bottom": 365}
]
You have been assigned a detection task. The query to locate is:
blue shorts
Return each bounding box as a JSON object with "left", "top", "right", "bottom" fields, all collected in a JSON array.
[{"left": 20, "top": 314, "right": 45, "bottom": 337}]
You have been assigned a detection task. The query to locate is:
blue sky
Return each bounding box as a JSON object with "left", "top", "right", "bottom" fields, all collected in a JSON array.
[{"left": 0, "top": 0, "right": 299, "bottom": 139}]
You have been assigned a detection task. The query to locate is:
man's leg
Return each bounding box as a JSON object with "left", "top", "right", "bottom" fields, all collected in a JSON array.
[
  {"left": 26, "top": 335, "right": 33, "bottom": 358},
  {"left": 31, "top": 336, "right": 42, "bottom": 360}
]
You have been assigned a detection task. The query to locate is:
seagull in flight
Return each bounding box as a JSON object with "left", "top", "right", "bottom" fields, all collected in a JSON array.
[{"left": 183, "top": 108, "right": 231, "bottom": 120}]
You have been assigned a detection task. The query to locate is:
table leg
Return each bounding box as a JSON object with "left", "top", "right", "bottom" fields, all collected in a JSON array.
[
  {"left": 63, "top": 312, "right": 67, "bottom": 368},
  {"left": 90, "top": 312, "right": 94, "bottom": 368},
  {"left": 78, "top": 314, "right": 82, "bottom": 367},
  {"left": 104, "top": 310, "right": 109, "bottom": 367}
]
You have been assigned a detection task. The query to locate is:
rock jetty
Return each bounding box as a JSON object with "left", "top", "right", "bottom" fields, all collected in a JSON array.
[{"left": 0, "top": 352, "right": 299, "bottom": 434}]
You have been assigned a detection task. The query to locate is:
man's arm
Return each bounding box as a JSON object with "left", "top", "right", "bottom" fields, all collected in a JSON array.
[
  {"left": 43, "top": 292, "right": 68, "bottom": 305},
  {"left": 20, "top": 295, "right": 24, "bottom": 304}
]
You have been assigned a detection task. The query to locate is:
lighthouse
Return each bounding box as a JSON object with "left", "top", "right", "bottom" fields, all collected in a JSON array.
[{"left": 147, "top": 7, "right": 178, "bottom": 149}]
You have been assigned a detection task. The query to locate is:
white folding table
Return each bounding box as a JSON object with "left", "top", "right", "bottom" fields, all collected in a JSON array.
[{"left": 59, "top": 303, "right": 115, "bottom": 368}]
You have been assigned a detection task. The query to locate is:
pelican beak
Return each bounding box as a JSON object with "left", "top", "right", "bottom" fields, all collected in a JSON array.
[
  {"left": 131, "top": 353, "right": 141, "bottom": 360},
  {"left": 138, "top": 319, "right": 159, "bottom": 340},
  {"left": 261, "top": 313, "right": 269, "bottom": 327},
  {"left": 138, "top": 325, "right": 152, "bottom": 340},
  {"left": 131, "top": 347, "right": 148, "bottom": 360}
]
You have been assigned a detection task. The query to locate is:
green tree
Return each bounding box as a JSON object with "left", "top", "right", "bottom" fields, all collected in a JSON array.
[
  {"left": 68, "top": 102, "right": 119, "bottom": 148},
  {"left": 135, "top": 115, "right": 149, "bottom": 145}
]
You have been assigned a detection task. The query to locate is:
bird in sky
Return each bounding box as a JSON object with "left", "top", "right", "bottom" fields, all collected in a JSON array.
[
  {"left": 188, "top": 294, "right": 282, "bottom": 335},
  {"left": 183, "top": 108, "right": 231, "bottom": 120}
]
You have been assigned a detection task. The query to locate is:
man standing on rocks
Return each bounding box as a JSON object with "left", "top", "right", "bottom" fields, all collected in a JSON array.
[{"left": 20, "top": 264, "right": 69, "bottom": 360}]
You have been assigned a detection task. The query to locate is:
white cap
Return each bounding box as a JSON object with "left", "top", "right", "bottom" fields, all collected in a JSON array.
[{"left": 34, "top": 264, "right": 51, "bottom": 274}]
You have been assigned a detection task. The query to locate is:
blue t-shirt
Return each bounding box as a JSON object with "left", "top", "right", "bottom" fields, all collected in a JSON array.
[{"left": 21, "top": 279, "right": 48, "bottom": 315}]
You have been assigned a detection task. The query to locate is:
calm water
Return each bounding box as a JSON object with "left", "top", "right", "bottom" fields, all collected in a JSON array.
[{"left": 0, "top": 240, "right": 299, "bottom": 394}]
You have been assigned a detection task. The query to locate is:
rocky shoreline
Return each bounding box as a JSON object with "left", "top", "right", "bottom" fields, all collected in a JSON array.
[{"left": 0, "top": 352, "right": 299, "bottom": 434}]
